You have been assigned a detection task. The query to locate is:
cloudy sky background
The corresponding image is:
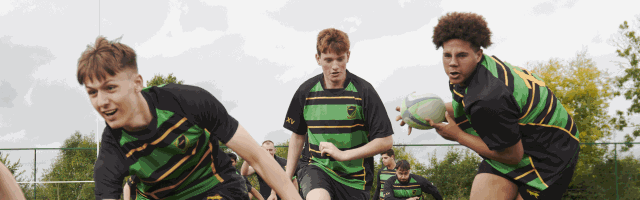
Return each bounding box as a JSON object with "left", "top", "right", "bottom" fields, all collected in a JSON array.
[{"left": 1, "top": 0, "right": 639, "bottom": 182}]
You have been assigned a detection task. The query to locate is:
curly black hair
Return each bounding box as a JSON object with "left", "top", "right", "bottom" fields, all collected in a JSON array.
[{"left": 432, "top": 12, "right": 492, "bottom": 52}]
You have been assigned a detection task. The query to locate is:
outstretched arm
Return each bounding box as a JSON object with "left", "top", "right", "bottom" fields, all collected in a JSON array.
[{"left": 227, "top": 124, "right": 301, "bottom": 200}]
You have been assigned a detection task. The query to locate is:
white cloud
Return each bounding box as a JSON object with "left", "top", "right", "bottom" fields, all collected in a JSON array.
[
  {"left": 0, "top": 0, "right": 18, "bottom": 16},
  {"left": 0, "top": 129, "right": 26, "bottom": 143},
  {"left": 134, "top": 0, "right": 226, "bottom": 58},
  {"left": 23, "top": 82, "right": 35, "bottom": 106},
  {"left": 35, "top": 142, "right": 61, "bottom": 148}
]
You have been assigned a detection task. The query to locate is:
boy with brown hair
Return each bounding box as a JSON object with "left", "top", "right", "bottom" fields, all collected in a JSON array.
[{"left": 79, "top": 36, "right": 301, "bottom": 200}]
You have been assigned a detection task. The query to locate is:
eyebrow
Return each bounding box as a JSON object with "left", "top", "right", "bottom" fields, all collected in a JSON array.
[{"left": 85, "top": 80, "right": 113, "bottom": 90}]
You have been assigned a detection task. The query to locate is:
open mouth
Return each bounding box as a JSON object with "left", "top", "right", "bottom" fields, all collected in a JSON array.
[{"left": 104, "top": 109, "right": 117, "bottom": 117}]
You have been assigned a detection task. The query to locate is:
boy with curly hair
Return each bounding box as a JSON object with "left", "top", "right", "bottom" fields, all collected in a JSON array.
[{"left": 396, "top": 12, "right": 580, "bottom": 200}]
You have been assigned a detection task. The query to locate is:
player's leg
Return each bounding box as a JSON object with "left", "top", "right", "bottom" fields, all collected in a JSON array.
[
  {"left": 299, "top": 165, "right": 333, "bottom": 200},
  {"left": 470, "top": 173, "right": 518, "bottom": 200},
  {"left": 470, "top": 161, "right": 518, "bottom": 200}
]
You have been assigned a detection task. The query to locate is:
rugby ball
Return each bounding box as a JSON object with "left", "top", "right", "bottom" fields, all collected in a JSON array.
[{"left": 400, "top": 92, "right": 446, "bottom": 130}]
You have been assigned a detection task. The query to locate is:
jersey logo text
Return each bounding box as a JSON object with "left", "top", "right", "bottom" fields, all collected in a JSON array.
[{"left": 286, "top": 117, "right": 295, "bottom": 125}]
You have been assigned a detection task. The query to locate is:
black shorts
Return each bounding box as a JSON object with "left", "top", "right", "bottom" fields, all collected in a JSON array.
[
  {"left": 477, "top": 160, "right": 576, "bottom": 200},
  {"left": 299, "top": 164, "right": 369, "bottom": 200}
]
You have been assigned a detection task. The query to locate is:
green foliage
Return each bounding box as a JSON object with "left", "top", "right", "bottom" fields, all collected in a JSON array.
[
  {"left": 612, "top": 17, "right": 640, "bottom": 151},
  {"left": 37, "top": 131, "right": 97, "bottom": 200},
  {"left": 146, "top": 73, "right": 184, "bottom": 87},
  {"left": 565, "top": 154, "right": 640, "bottom": 200},
  {"left": 423, "top": 147, "right": 480, "bottom": 200},
  {"left": 0, "top": 152, "right": 26, "bottom": 182}
]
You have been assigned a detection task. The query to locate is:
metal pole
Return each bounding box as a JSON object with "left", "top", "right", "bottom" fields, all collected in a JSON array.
[
  {"left": 33, "top": 149, "right": 36, "bottom": 199},
  {"left": 615, "top": 143, "right": 618, "bottom": 200}
]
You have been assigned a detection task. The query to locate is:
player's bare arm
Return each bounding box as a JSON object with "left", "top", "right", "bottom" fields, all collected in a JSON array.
[
  {"left": 319, "top": 135, "right": 393, "bottom": 162},
  {"left": 426, "top": 112, "right": 524, "bottom": 165},
  {"left": 251, "top": 188, "right": 265, "bottom": 200},
  {"left": 285, "top": 132, "right": 305, "bottom": 181},
  {"left": 0, "top": 162, "right": 26, "bottom": 200},
  {"left": 227, "top": 124, "right": 302, "bottom": 200}
]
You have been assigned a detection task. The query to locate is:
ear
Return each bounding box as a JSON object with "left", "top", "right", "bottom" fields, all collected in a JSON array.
[
  {"left": 133, "top": 74, "right": 144, "bottom": 92},
  {"left": 346, "top": 51, "right": 351, "bottom": 63},
  {"left": 475, "top": 49, "right": 483, "bottom": 63},
  {"left": 315, "top": 53, "right": 321, "bottom": 65}
]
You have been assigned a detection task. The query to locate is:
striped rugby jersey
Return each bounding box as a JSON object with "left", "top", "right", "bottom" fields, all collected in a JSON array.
[
  {"left": 450, "top": 54, "right": 580, "bottom": 191},
  {"left": 94, "top": 84, "right": 241, "bottom": 199},
  {"left": 283, "top": 70, "right": 394, "bottom": 191}
]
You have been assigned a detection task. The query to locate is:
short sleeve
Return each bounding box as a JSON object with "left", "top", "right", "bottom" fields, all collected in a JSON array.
[
  {"left": 363, "top": 86, "right": 394, "bottom": 140},
  {"left": 283, "top": 88, "right": 308, "bottom": 135},
  {"left": 468, "top": 93, "right": 521, "bottom": 151},
  {"left": 94, "top": 129, "right": 129, "bottom": 199},
  {"left": 171, "top": 84, "right": 239, "bottom": 144}
]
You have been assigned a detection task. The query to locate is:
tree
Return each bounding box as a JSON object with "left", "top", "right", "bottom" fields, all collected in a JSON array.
[
  {"left": 37, "top": 131, "right": 97, "bottom": 200},
  {"left": 146, "top": 73, "right": 184, "bottom": 87},
  {"left": 422, "top": 147, "right": 480, "bottom": 200},
  {"left": 612, "top": 17, "right": 640, "bottom": 151}
]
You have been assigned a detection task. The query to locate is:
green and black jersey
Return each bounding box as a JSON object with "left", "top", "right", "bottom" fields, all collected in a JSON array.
[
  {"left": 382, "top": 174, "right": 442, "bottom": 200},
  {"left": 94, "top": 84, "right": 241, "bottom": 199},
  {"left": 373, "top": 166, "right": 396, "bottom": 200},
  {"left": 449, "top": 54, "right": 581, "bottom": 191},
  {"left": 283, "top": 70, "right": 394, "bottom": 191}
]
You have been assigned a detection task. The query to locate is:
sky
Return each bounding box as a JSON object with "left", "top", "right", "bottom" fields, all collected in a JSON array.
[{"left": 1, "top": 0, "right": 639, "bottom": 182}]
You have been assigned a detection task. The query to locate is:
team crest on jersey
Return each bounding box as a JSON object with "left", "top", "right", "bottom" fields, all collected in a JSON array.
[
  {"left": 347, "top": 106, "right": 357, "bottom": 119},
  {"left": 412, "top": 189, "right": 417, "bottom": 195},
  {"left": 174, "top": 135, "right": 190, "bottom": 153}
]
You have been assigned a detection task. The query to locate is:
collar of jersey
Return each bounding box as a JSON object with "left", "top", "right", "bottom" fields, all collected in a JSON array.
[{"left": 319, "top": 69, "right": 352, "bottom": 95}]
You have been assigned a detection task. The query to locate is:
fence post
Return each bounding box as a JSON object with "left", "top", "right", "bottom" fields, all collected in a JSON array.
[
  {"left": 614, "top": 143, "right": 618, "bottom": 200},
  {"left": 34, "top": 149, "right": 36, "bottom": 199}
]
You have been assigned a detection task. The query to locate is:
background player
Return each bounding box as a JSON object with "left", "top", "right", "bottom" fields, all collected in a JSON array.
[
  {"left": 383, "top": 160, "right": 442, "bottom": 200},
  {"left": 396, "top": 12, "right": 580, "bottom": 200},
  {"left": 79, "top": 36, "right": 301, "bottom": 200},
  {"left": 372, "top": 149, "right": 397, "bottom": 200},
  {"left": 241, "top": 140, "right": 287, "bottom": 200},
  {"left": 283, "top": 28, "right": 394, "bottom": 200},
  {"left": 229, "top": 153, "right": 264, "bottom": 200}
]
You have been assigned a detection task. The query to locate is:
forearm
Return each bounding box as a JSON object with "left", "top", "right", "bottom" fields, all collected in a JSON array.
[
  {"left": 240, "top": 159, "right": 254, "bottom": 176},
  {"left": 456, "top": 131, "right": 522, "bottom": 165},
  {"left": 228, "top": 125, "right": 301, "bottom": 200},
  {"left": 343, "top": 135, "right": 393, "bottom": 161},
  {"left": 285, "top": 133, "right": 304, "bottom": 179},
  {"left": 251, "top": 188, "right": 264, "bottom": 200}
]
